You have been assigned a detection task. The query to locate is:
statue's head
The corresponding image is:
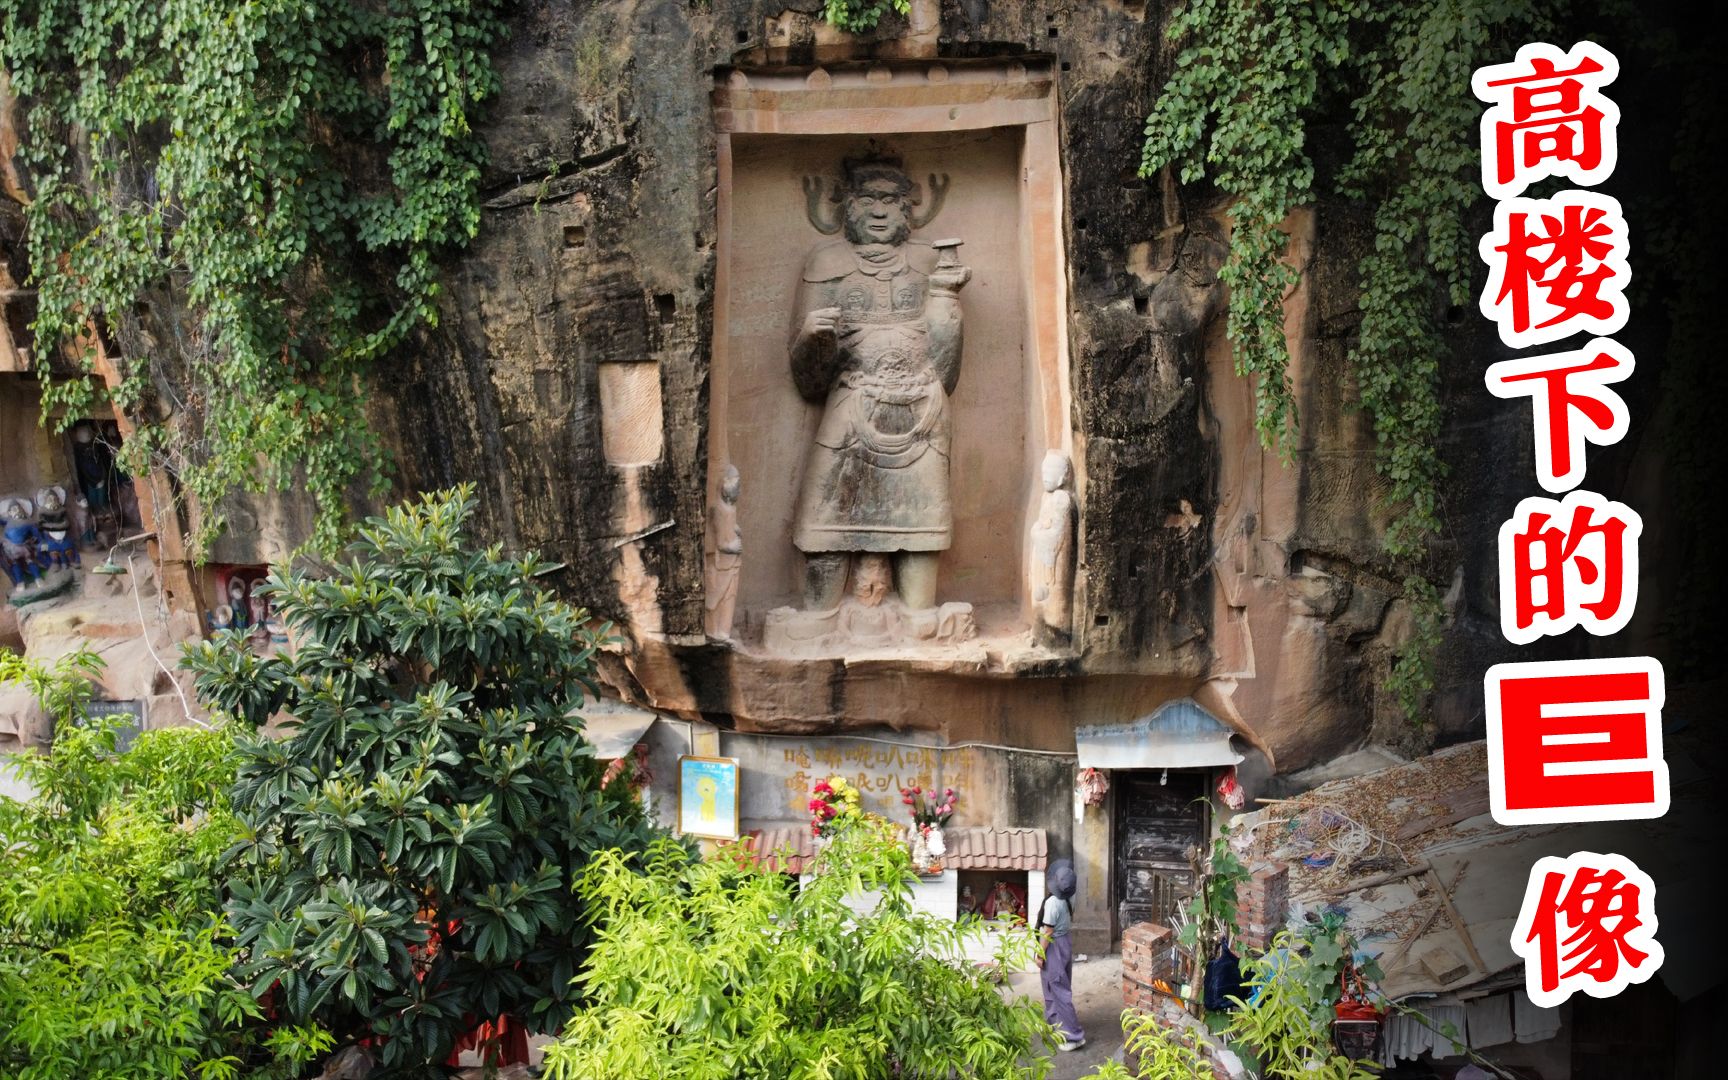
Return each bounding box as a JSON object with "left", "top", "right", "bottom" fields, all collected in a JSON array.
[
  {"left": 1, "top": 499, "right": 25, "bottom": 523},
  {"left": 227, "top": 577, "right": 249, "bottom": 604},
  {"left": 36, "top": 487, "right": 62, "bottom": 513},
  {"left": 72, "top": 421, "right": 95, "bottom": 446},
  {"left": 1041, "top": 450, "right": 1071, "bottom": 493},
  {"left": 841, "top": 157, "right": 915, "bottom": 247},
  {"left": 720, "top": 463, "right": 741, "bottom": 504}
]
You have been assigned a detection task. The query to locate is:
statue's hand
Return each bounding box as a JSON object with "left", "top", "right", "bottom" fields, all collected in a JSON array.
[
  {"left": 928, "top": 264, "right": 972, "bottom": 295},
  {"left": 800, "top": 306, "right": 842, "bottom": 342}
]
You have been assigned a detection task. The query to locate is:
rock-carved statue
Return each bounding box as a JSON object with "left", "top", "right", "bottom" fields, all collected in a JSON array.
[
  {"left": 2, "top": 497, "right": 42, "bottom": 591},
  {"left": 788, "top": 153, "right": 971, "bottom": 613},
  {"left": 704, "top": 463, "right": 743, "bottom": 642},
  {"left": 761, "top": 152, "right": 985, "bottom": 655},
  {"left": 34, "top": 486, "right": 79, "bottom": 571},
  {"left": 1029, "top": 450, "right": 1075, "bottom": 644}
]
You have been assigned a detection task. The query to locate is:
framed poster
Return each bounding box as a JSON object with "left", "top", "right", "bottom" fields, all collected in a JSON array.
[{"left": 677, "top": 755, "right": 740, "bottom": 840}]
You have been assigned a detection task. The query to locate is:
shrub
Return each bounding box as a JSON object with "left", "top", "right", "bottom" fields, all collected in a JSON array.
[
  {"left": 0, "top": 648, "right": 264, "bottom": 1079},
  {"left": 1222, "top": 929, "right": 1381, "bottom": 1080},
  {"left": 542, "top": 822, "right": 1056, "bottom": 1080},
  {"left": 184, "top": 487, "right": 660, "bottom": 1072}
]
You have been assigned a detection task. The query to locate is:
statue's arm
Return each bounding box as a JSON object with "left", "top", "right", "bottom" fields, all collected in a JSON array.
[
  {"left": 924, "top": 294, "right": 960, "bottom": 394},
  {"left": 925, "top": 267, "right": 969, "bottom": 393},
  {"left": 789, "top": 277, "right": 841, "bottom": 403}
]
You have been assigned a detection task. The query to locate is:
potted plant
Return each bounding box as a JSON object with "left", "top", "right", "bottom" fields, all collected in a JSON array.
[
  {"left": 809, "top": 775, "right": 863, "bottom": 849},
  {"left": 899, "top": 785, "right": 957, "bottom": 872}
]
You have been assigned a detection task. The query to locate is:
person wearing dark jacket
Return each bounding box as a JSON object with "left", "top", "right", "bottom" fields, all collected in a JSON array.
[{"left": 1036, "top": 859, "right": 1086, "bottom": 1051}]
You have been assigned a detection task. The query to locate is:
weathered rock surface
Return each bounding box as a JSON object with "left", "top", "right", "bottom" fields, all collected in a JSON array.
[{"left": 5, "top": 0, "right": 1622, "bottom": 774}]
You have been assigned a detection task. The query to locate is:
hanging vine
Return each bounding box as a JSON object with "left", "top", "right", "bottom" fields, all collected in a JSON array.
[
  {"left": 1143, "top": 0, "right": 1560, "bottom": 726},
  {"left": 0, "top": 0, "right": 505, "bottom": 552},
  {"left": 822, "top": 0, "right": 911, "bottom": 32}
]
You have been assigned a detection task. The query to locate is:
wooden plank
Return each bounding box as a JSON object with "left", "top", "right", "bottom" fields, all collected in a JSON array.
[
  {"left": 1427, "top": 864, "right": 1488, "bottom": 976},
  {"left": 1394, "top": 789, "right": 1491, "bottom": 841},
  {"left": 1325, "top": 860, "right": 1430, "bottom": 897}
]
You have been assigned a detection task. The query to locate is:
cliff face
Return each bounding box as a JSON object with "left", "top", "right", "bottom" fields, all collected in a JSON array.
[{"left": 4, "top": 1, "right": 1546, "bottom": 773}]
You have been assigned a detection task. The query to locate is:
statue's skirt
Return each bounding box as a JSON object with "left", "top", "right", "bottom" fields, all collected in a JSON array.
[{"left": 793, "top": 366, "right": 952, "bottom": 554}]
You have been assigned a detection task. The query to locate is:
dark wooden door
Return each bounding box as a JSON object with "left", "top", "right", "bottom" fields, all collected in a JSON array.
[{"left": 1114, "top": 771, "right": 1207, "bottom": 933}]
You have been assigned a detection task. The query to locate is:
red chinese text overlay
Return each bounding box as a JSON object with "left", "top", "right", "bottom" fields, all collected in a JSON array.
[
  {"left": 1486, "top": 658, "right": 1668, "bottom": 826},
  {"left": 1485, "top": 338, "right": 1632, "bottom": 494},
  {"left": 1474, "top": 41, "right": 1620, "bottom": 200},
  {"left": 1511, "top": 851, "right": 1662, "bottom": 1008}
]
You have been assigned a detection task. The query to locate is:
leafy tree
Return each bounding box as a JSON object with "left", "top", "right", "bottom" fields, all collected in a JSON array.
[
  {"left": 542, "top": 822, "right": 1057, "bottom": 1080},
  {"left": 183, "top": 487, "right": 659, "bottom": 1073},
  {"left": 0, "top": 648, "right": 280, "bottom": 1079}
]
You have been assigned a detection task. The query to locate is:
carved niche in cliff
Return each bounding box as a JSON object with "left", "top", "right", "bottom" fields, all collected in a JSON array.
[{"left": 708, "top": 59, "right": 1075, "bottom": 659}]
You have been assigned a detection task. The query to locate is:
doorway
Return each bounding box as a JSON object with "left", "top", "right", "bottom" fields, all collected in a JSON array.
[{"left": 1112, "top": 769, "right": 1208, "bottom": 935}]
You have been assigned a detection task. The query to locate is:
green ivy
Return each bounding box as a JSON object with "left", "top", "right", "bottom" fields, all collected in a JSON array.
[
  {"left": 0, "top": 0, "right": 506, "bottom": 553},
  {"left": 821, "top": 0, "right": 911, "bottom": 32},
  {"left": 1143, "top": 0, "right": 1559, "bottom": 724}
]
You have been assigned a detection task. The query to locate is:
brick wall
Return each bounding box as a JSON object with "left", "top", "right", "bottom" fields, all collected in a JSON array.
[
  {"left": 1232, "top": 862, "right": 1289, "bottom": 952},
  {"left": 1120, "top": 921, "right": 1233, "bottom": 1080}
]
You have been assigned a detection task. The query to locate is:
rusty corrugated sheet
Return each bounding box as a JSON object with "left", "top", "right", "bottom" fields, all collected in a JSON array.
[{"left": 728, "top": 825, "right": 1049, "bottom": 873}]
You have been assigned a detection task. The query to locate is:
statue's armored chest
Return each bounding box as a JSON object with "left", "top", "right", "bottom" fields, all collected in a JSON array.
[{"left": 825, "top": 268, "right": 926, "bottom": 320}]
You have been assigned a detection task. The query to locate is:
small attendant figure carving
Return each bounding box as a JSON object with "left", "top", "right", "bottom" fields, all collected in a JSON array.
[
  {"left": 703, "top": 464, "right": 743, "bottom": 642},
  {"left": 789, "top": 154, "right": 971, "bottom": 612},
  {"left": 837, "top": 555, "right": 897, "bottom": 645},
  {"left": 1029, "top": 450, "right": 1075, "bottom": 644}
]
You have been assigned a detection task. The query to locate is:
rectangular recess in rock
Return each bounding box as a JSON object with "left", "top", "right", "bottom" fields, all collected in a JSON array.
[
  {"left": 709, "top": 58, "right": 1073, "bottom": 651},
  {"left": 598, "top": 359, "right": 666, "bottom": 467}
]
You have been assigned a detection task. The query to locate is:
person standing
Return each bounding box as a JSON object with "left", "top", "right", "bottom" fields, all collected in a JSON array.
[{"left": 1037, "top": 859, "right": 1086, "bottom": 1052}]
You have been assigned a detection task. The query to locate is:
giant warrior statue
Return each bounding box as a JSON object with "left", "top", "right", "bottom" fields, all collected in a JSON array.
[{"left": 787, "top": 154, "right": 970, "bottom": 612}]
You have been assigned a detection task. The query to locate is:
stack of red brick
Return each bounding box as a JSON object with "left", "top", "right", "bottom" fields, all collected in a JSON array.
[
  {"left": 1232, "top": 862, "right": 1289, "bottom": 952},
  {"left": 1120, "top": 921, "right": 1177, "bottom": 1014}
]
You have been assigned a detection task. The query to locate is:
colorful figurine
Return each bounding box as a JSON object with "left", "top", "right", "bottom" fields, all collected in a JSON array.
[
  {"left": 2, "top": 498, "right": 43, "bottom": 590},
  {"left": 34, "top": 487, "right": 80, "bottom": 570}
]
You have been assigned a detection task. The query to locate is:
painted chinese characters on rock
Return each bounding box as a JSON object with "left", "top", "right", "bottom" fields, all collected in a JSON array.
[{"left": 778, "top": 743, "right": 962, "bottom": 819}]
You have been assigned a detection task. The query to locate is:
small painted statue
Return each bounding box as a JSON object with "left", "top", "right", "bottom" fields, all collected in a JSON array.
[
  {"left": 2, "top": 498, "right": 43, "bottom": 590},
  {"left": 34, "top": 487, "right": 80, "bottom": 570}
]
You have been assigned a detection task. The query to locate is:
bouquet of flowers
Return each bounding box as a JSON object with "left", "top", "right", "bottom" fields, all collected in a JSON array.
[
  {"left": 899, "top": 785, "right": 957, "bottom": 831},
  {"left": 809, "top": 775, "right": 863, "bottom": 837}
]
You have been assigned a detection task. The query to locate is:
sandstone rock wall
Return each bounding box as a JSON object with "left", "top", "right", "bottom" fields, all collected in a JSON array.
[{"left": 2, "top": 0, "right": 1553, "bottom": 774}]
